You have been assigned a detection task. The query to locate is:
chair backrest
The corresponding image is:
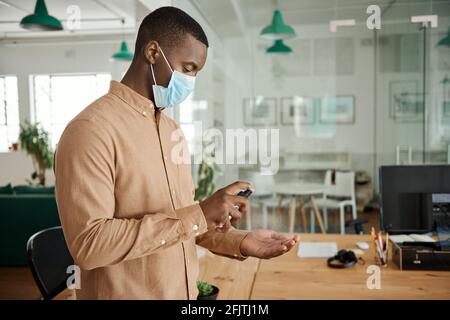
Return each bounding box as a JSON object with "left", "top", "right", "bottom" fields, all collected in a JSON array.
[
  {"left": 240, "top": 170, "right": 275, "bottom": 196},
  {"left": 27, "top": 226, "right": 74, "bottom": 300},
  {"left": 324, "top": 170, "right": 333, "bottom": 186},
  {"left": 333, "top": 171, "right": 355, "bottom": 199}
]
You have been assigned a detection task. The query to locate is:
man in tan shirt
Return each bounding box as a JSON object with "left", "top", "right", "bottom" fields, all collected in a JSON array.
[{"left": 54, "top": 6, "right": 298, "bottom": 300}]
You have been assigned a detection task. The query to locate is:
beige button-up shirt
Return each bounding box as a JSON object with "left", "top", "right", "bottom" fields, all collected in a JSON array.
[{"left": 54, "top": 81, "right": 248, "bottom": 300}]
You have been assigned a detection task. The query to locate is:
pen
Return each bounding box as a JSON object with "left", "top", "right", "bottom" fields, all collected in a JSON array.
[
  {"left": 385, "top": 232, "right": 389, "bottom": 263},
  {"left": 377, "top": 232, "right": 385, "bottom": 264},
  {"left": 371, "top": 227, "right": 378, "bottom": 257},
  {"left": 376, "top": 238, "right": 383, "bottom": 264}
]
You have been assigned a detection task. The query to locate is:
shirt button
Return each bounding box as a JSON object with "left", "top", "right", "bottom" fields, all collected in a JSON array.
[
  {"left": 161, "top": 239, "right": 166, "bottom": 245},
  {"left": 195, "top": 232, "right": 200, "bottom": 236},
  {"left": 142, "top": 111, "right": 147, "bottom": 116},
  {"left": 193, "top": 224, "right": 199, "bottom": 231}
]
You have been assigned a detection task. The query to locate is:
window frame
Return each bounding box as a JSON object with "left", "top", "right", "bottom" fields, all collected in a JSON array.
[
  {"left": 31, "top": 72, "right": 111, "bottom": 147},
  {"left": 0, "top": 74, "right": 20, "bottom": 152}
]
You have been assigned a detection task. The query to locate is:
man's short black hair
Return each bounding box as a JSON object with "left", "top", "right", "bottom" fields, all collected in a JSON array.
[{"left": 135, "top": 6, "right": 209, "bottom": 54}]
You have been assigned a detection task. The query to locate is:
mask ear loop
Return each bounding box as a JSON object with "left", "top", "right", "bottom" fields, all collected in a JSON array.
[
  {"left": 150, "top": 63, "right": 158, "bottom": 86},
  {"left": 150, "top": 46, "right": 172, "bottom": 86},
  {"left": 158, "top": 47, "right": 173, "bottom": 73}
]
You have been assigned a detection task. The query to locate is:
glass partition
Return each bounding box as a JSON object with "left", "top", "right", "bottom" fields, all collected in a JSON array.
[{"left": 374, "top": 0, "right": 450, "bottom": 190}]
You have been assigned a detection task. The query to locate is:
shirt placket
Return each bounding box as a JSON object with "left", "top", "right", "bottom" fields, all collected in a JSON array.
[{"left": 155, "top": 109, "right": 193, "bottom": 300}]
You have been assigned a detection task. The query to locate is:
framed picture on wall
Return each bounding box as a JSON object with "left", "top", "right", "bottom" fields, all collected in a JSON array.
[
  {"left": 443, "top": 101, "right": 450, "bottom": 119},
  {"left": 243, "top": 97, "right": 277, "bottom": 126},
  {"left": 393, "top": 93, "right": 424, "bottom": 122},
  {"left": 389, "top": 80, "right": 423, "bottom": 122},
  {"left": 319, "top": 95, "right": 355, "bottom": 124},
  {"left": 280, "top": 96, "right": 315, "bottom": 125},
  {"left": 442, "top": 76, "right": 450, "bottom": 121}
]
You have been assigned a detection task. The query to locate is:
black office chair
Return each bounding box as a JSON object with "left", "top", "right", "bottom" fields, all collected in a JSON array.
[
  {"left": 345, "top": 218, "right": 369, "bottom": 234},
  {"left": 27, "top": 226, "right": 74, "bottom": 300}
]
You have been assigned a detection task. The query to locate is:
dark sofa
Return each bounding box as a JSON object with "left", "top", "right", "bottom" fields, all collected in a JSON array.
[{"left": 0, "top": 192, "right": 60, "bottom": 266}]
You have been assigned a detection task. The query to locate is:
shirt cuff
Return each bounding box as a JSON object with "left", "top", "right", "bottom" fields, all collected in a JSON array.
[
  {"left": 176, "top": 203, "right": 208, "bottom": 240},
  {"left": 228, "top": 229, "right": 250, "bottom": 260}
]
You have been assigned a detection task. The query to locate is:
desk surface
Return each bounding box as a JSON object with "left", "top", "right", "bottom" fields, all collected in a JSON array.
[{"left": 199, "top": 233, "right": 450, "bottom": 300}]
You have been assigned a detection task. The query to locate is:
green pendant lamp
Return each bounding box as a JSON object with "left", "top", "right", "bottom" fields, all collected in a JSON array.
[
  {"left": 112, "top": 20, "right": 134, "bottom": 62},
  {"left": 437, "top": 27, "right": 450, "bottom": 47},
  {"left": 20, "top": 0, "right": 63, "bottom": 31},
  {"left": 266, "top": 39, "right": 292, "bottom": 54},
  {"left": 112, "top": 41, "right": 134, "bottom": 61},
  {"left": 260, "top": 9, "right": 296, "bottom": 40}
]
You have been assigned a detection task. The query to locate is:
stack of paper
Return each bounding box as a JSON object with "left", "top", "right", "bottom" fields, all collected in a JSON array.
[
  {"left": 389, "top": 234, "right": 435, "bottom": 243},
  {"left": 297, "top": 242, "right": 338, "bottom": 258}
]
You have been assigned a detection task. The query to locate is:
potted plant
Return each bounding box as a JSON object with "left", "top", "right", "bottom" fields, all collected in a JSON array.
[
  {"left": 194, "top": 160, "right": 215, "bottom": 202},
  {"left": 194, "top": 137, "right": 222, "bottom": 202},
  {"left": 197, "top": 281, "right": 219, "bottom": 300},
  {"left": 11, "top": 142, "right": 19, "bottom": 151},
  {"left": 18, "top": 121, "right": 53, "bottom": 186}
]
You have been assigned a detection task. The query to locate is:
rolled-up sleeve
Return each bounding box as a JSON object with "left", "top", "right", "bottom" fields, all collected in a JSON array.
[{"left": 54, "top": 119, "right": 208, "bottom": 270}]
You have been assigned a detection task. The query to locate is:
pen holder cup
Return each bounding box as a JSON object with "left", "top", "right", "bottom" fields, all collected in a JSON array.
[{"left": 374, "top": 249, "right": 388, "bottom": 267}]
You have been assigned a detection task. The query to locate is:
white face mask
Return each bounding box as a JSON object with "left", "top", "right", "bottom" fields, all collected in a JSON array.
[{"left": 150, "top": 47, "right": 196, "bottom": 109}]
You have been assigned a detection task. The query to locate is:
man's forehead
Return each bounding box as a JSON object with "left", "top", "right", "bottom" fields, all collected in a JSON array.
[{"left": 172, "top": 34, "right": 208, "bottom": 66}]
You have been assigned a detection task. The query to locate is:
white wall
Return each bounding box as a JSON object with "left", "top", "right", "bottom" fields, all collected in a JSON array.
[
  {"left": 0, "top": 151, "right": 53, "bottom": 186},
  {"left": 0, "top": 40, "right": 132, "bottom": 185}
]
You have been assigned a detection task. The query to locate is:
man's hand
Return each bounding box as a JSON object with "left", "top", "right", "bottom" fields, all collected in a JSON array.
[
  {"left": 239, "top": 229, "right": 300, "bottom": 259},
  {"left": 199, "top": 181, "right": 253, "bottom": 231}
]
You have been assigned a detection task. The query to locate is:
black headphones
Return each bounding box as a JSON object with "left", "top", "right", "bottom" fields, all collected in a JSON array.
[{"left": 327, "top": 249, "right": 358, "bottom": 269}]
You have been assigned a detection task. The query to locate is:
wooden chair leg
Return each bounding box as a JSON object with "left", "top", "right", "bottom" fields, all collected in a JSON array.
[
  {"left": 339, "top": 204, "right": 345, "bottom": 234},
  {"left": 274, "top": 194, "right": 284, "bottom": 230},
  {"left": 310, "top": 209, "right": 315, "bottom": 233},
  {"left": 288, "top": 196, "right": 297, "bottom": 233},
  {"left": 310, "top": 196, "right": 326, "bottom": 234},
  {"left": 299, "top": 196, "right": 308, "bottom": 233}
]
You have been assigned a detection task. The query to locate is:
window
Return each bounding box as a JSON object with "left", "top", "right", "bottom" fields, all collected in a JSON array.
[
  {"left": 33, "top": 73, "right": 111, "bottom": 148},
  {"left": 179, "top": 93, "right": 208, "bottom": 155},
  {"left": 0, "top": 76, "right": 19, "bottom": 152}
]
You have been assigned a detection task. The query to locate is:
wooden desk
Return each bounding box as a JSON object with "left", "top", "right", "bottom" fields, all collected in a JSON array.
[
  {"left": 199, "top": 234, "right": 450, "bottom": 300},
  {"left": 198, "top": 250, "right": 259, "bottom": 300}
]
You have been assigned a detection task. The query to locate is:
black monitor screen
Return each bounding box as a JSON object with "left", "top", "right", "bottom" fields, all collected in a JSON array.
[{"left": 380, "top": 165, "right": 450, "bottom": 234}]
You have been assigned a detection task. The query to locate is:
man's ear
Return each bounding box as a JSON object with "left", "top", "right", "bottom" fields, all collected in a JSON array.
[{"left": 143, "top": 41, "right": 160, "bottom": 65}]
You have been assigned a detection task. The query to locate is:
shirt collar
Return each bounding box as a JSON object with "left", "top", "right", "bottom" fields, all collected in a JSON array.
[{"left": 108, "top": 80, "right": 155, "bottom": 117}]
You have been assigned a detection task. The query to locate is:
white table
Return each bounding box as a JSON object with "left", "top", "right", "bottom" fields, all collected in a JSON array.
[{"left": 270, "top": 183, "right": 326, "bottom": 233}]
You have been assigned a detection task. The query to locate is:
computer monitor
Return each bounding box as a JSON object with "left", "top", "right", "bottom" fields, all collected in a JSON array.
[{"left": 379, "top": 165, "right": 450, "bottom": 234}]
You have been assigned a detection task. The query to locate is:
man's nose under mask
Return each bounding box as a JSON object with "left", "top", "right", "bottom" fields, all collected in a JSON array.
[{"left": 150, "top": 47, "right": 196, "bottom": 109}]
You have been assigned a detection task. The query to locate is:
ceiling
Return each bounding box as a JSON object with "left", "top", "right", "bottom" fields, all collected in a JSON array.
[
  {"left": 0, "top": 0, "right": 449, "bottom": 40},
  {"left": 194, "top": 0, "right": 450, "bottom": 37},
  {"left": 0, "top": 0, "right": 137, "bottom": 37}
]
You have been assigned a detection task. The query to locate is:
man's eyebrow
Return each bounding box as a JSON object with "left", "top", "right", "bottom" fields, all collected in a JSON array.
[{"left": 185, "top": 61, "right": 198, "bottom": 69}]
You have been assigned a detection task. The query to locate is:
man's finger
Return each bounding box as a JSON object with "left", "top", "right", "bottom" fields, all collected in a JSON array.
[
  {"left": 216, "top": 214, "right": 231, "bottom": 232},
  {"left": 227, "top": 203, "right": 242, "bottom": 224},
  {"left": 263, "top": 242, "right": 288, "bottom": 258},
  {"left": 271, "top": 232, "right": 289, "bottom": 241},
  {"left": 223, "top": 181, "right": 254, "bottom": 195},
  {"left": 282, "top": 239, "right": 297, "bottom": 252},
  {"left": 282, "top": 236, "right": 299, "bottom": 246},
  {"left": 227, "top": 195, "right": 250, "bottom": 213}
]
